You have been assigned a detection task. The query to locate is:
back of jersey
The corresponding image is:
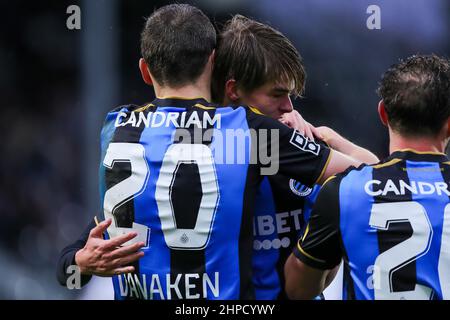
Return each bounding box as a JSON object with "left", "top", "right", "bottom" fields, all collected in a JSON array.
[
  {"left": 339, "top": 150, "right": 450, "bottom": 300},
  {"left": 99, "top": 98, "right": 254, "bottom": 300},
  {"left": 99, "top": 97, "right": 331, "bottom": 300}
]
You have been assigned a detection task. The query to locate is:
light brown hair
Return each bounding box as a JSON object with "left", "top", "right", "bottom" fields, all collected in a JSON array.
[{"left": 212, "top": 15, "right": 306, "bottom": 103}]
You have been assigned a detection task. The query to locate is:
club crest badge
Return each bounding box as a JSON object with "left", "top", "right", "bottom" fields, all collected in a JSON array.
[{"left": 289, "top": 179, "right": 313, "bottom": 197}]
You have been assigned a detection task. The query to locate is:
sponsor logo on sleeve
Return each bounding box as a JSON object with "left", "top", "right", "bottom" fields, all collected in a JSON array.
[{"left": 289, "top": 131, "right": 320, "bottom": 155}]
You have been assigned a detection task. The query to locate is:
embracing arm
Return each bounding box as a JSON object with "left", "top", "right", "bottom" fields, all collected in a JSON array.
[
  {"left": 56, "top": 218, "right": 145, "bottom": 288},
  {"left": 285, "top": 254, "right": 339, "bottom": 299},
  {"left": 56, "top": 219, "right": 96, "bottom": 287},
  {"left": 284, "top": 176, "right": 344, "bottom": 299},
  {"left": 316, "top": 126, "right": 379, "bottom": 164}
]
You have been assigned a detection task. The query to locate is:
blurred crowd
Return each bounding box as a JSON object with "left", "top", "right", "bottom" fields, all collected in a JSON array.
[{"left": 0, "top": 1, "right": 84, "bottom": 299}]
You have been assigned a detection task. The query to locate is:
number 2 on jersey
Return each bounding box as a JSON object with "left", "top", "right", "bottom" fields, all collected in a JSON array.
[{"left": 369, "top": 201, "right": 450, "bottom": 299}]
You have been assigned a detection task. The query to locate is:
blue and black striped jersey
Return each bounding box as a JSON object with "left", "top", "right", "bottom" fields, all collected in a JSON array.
[
  {"left": 252, "top": 175, "right": 320, "bottom": 300},
  {"left": 294, "top": 150, "right": 450, "bottom": 300},
  {"left": 99, "top": 97, "right": 331, "bottom": 300}
]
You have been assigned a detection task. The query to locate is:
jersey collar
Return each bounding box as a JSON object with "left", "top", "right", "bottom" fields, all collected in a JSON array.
[
  {"left": 389, "top": 149, "right": 449, "bottom": 163},
  {"left": 151, "top": 97, "right": 215, "bottom": 109}
]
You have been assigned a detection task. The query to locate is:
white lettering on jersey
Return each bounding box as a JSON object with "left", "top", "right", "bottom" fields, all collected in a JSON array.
[
  {"left": 365, "top": 179, "right": 450, "bottom": 197},
  {"left": 253, "top": 209, "right": 303, "bottom": 250},
  {"left": 115, "top": 111, "right": 221, "bottom": 129},
  {"left": 118, "top": 272, "right": 220, "bottom": 300}
]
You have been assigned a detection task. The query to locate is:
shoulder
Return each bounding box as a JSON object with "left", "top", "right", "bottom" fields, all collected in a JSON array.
[
  {"left": 215, "top": 104, "right": 264, "bottom": 116},
  {"left": 109, "top": 103, "right": 149, "bottom": 114},
  {"left": 320, "top": 162, "right": 374, "bottom": 193},
  {"left": 103, "top": 103, "right": 151, "bottom": 123}
]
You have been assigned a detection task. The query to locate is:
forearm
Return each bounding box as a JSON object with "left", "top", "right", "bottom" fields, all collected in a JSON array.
[
  {"left": 342, "top": 142, "right": 379, "bottom": 164},
  {"left": 324, "top": 264, "right": 340, "bottom": 289},
  {"left": 321, "top": 127, "right": 379, "bottom": 164},
  {"left": 284, "top": 254, "right": 328, "bottom": 300}
]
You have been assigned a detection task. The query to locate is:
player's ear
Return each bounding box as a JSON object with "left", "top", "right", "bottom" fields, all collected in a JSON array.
[
  {"left": 378, "top": 100, "right": 388, "bottom": 127},
  {"left": 204, "top": 49, "right": 215, "bottom": 75},
  {"left": 209, "top": 49, "right": 215, "bottom": 66},
  {"left": 225, "top": 79, "right": 240, "bottom": 102},
  {"left": 445, "top": 118, "right": 450, "bottom": 138},
  {"left": 139, "top": 58, "right": 153, "bottom": 86}
]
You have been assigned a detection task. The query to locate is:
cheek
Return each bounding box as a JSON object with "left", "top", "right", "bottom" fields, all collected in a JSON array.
[{"left": 255, "top": 97, "right": 279, "bottom": 115}]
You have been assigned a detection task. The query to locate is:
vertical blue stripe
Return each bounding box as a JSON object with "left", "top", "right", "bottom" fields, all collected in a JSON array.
[
  {"left": 340, "top": 166, "right": 377, "bottom": 300},
  {"left": 132, "top": 106, "right": 184, "bottom": 300},
  {"left": 406, "top": 160, "right": 445, "bottom": 299},
  {"left": 252, "top": 177, "right": 280, "bottom": 300},
  {"left": 204, "top": 107, "right": 250, "bottom": 299}
]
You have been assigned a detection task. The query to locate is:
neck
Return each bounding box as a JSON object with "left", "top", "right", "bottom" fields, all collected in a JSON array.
[
  {"left": 153, "top": 71, "right": 212, "bottom": 102},
  {"left": 389, "top": 128, "right": 447, "bottom": 154},
  {"left": 156, "top": 84, "right": 211, "bottom": 102},
  {"left": 222, "top": 96, "right": 234, "bottom": 106}
]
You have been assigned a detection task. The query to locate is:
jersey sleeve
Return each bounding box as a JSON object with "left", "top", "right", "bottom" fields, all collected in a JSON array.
[
  {"left": 246, "top": 109, "right": 331, "bottom": 187},
  {"left": 56, "top": 219, "right": 95, "bottom": 287},
  {"left": 292, "top": 176, "right": 343, "bottom": 270}
]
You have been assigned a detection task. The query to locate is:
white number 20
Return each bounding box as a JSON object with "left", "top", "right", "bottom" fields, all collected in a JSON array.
[{"left": 103, "top": 143, "right": 219, "bottom": 250}]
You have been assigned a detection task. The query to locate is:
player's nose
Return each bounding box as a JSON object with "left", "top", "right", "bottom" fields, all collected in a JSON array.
[{"left": 279, "top": 96, "right": 294, "bottom": 113}]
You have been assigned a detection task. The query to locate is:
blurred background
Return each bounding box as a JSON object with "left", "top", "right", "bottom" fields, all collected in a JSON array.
[{"left": 0, "top": 0, "right": 448, "bottom": 299}]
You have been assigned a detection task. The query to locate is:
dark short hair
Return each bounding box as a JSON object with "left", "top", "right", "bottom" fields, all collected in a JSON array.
[
  {"left": 378, "top": 54, "right": 450, "bottom": 137},
  {"left": 141, "top": 4, "right": 216, "bottom": 88},
  {"left": 212, "top": 15, "right": 306, "bottom": 103}
]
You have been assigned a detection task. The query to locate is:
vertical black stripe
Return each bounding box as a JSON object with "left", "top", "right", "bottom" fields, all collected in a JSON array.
[
  {"left": 267, "top": 175, "right": 306, "bottom": 300},
  {"left": 439, "top": 163, "right": 450, "bottom": 190},
  {"left": 342, "top": 247, "right": 356, "bottom": 300},
  {"left": 372, "top": 161, "right": 416, "bottom": 293},
  {"left": 239, "top": 164, "right": 260, "bottom": 299},
  {"left": 169, "top": 107, "right": 217, "bottom": 300}
]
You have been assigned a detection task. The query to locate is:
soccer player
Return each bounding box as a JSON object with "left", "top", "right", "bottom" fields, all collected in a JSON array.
[
  {"left": 57, "top": 4, "right": 361, "bottom": 300},
  {"left": 285, "top": 54, "right": 450, "bottom": 300},
  {"left": 212, "top": 15, "right": 378, "bottom": 299}
]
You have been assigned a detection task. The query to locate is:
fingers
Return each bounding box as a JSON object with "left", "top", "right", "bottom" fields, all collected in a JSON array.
[
  {"left": 99, "top": 266, "right": 136, "bottom": 277},
  {"left": 112, "top": 266, "right": 136, "bottom": 276},
  {"left": 304, "top": 123, "right": 314, "bottom": 141},
  {"left": 89, "top": 218, "right": 112, "bottom": 238},
  {"left": 108, "top": 241, "right": 146, "bottom": 260},
  {"left": 112, "top": 251, "right": 145, "bottom": 268},
  {"left": 279, "top": 117, "right": 291, "bottom": 127},
  {"left": 294, "top": 121, "right": 306, "bottom": 137},
  {"left": 103, "top": 232, "right": 138, "bottom": 250},
  {"left": 281, "top": 116, "right": 303, "bottom": 133}
]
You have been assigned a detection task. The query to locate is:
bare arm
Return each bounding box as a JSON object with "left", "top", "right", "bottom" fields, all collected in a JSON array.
[
  {"left": 284, "top": 253, "right": 329, "bottom": 299},
  {"left": 277, "top": 113, "right": 377, "bottom": 184},
  {"left": 284, "top": 254, "right": 340, "bottom": 299},
  {"left": 284, "top": 175, "right": 343, "bottom": 299},
  {"left": 317, "top": 148, "right": 361, "bottom": 185},
  {"left": 317, "top": 126, "right": 379, "bottom": 164}
]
